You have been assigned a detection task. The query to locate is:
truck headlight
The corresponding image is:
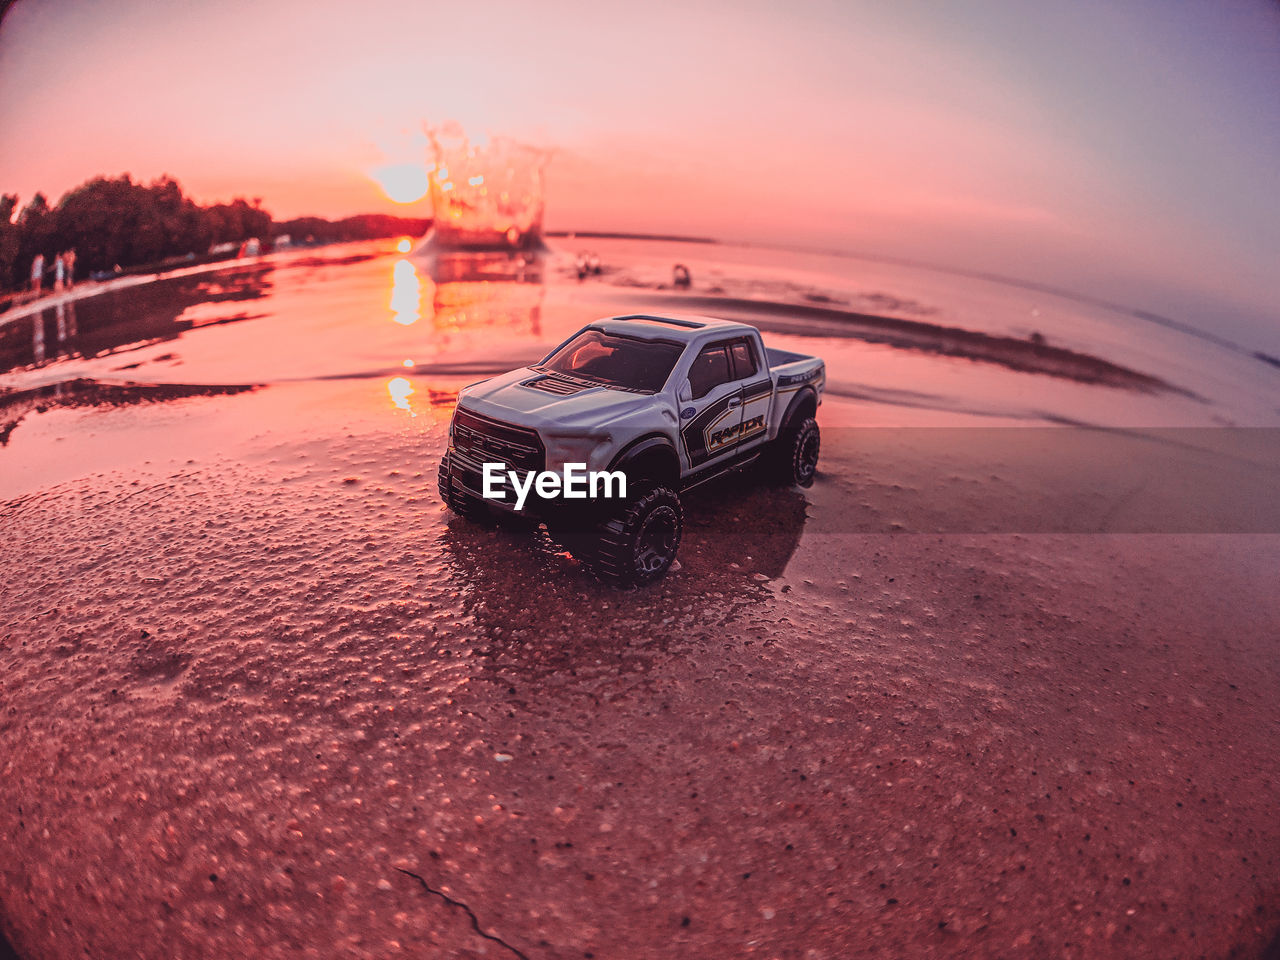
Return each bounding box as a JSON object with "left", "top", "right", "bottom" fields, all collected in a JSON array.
[{"left": 544, "top": 433, "right": 610, "bottom": 472}]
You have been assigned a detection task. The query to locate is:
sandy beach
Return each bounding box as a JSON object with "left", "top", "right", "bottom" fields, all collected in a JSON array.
[{"left": 2, "top": 239, "right": 1279, "bottom": 958}]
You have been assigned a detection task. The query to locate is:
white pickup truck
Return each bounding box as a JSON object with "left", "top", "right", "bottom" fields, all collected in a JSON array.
[{"left": 439, "top": 313, "right": 825, "bottom": 584}]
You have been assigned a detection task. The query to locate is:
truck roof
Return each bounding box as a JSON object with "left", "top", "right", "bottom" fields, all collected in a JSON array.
[{"left": 593, "top": 313, "right": 756, "bottom": 342}]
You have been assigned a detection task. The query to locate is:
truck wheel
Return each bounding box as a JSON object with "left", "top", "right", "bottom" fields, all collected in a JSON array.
[
  {"left": 438, "top": 459, "right": 493, "bottom": 524},
  {"left": 589, "top": 486, "right": 683, "bottom": 586},
  {"left": 774, "top": 416, "right": 820, "bottom": 488}
]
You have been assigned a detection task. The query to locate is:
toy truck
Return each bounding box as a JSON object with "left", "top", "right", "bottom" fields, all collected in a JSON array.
[{"left": 439, "top": 313, "right": 825, "bottom": 584}]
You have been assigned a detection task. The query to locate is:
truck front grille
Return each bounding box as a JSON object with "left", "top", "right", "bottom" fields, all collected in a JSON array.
[{"left": 452, "top": 408, "right": 545, "bottom": 473}]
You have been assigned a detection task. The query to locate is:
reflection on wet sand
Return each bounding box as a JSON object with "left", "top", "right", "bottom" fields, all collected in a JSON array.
[
  {"left": 0, "top": 379, "right": 256, "bottom": 447},
  {"left": 0, "top": 264, "right": 273, "bottom": 374},
  {"left": 22, "top": 300, "right": 77, "bottom": 369},
  {"left": 678, "top": 472, "right": 810, "bottom": 580},
  {"left": 430, "top": 279, "right": 543, "bottom": 340},
  {"left": 421, "top": 249, "right": 544, "bottom": 285},
  {"left": 388, "top": 260, "right": 421, "bottom": 326},
  {"left": 437, "top": 470, "right": 808, "bottom": 691},
  {"left": 422, "top": 250, "right": 544, "bottom": 340}
]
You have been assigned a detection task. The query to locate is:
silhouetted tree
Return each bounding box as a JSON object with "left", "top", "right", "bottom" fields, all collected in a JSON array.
[
  {"left": 0, "top": 194, "right": 19, "bottom": 289},
  {"left": 273, "top": 213, "right": 431, "bottom": 245},
  {"left": 1, "top": 172, "right": 430, "bottom": 294},
  {"left": 204, "top": 198, "right": 271, "bottom": 247}
]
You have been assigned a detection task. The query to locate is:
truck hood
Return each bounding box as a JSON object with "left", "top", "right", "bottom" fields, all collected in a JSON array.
[{"left": 459, "top": 367, "right": 657, "bottom": 431}]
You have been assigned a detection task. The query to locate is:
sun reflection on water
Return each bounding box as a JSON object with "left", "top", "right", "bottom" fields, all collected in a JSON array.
[
  {"left": 389, "top": 259, "right": 421, "bottom": 326},
  {"left": 387, "top": 376, "right": 415, "bottom": 416}
]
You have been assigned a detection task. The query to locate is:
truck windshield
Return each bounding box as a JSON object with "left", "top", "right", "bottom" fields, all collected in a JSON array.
[{"left": 538, "top": 329, "right": 683, "bottom": 393}]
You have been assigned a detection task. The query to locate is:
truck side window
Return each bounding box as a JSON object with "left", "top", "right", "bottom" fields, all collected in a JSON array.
[
  {"left": 729, "top": 339, "right": 758, "bottom": 379},
  {"left": 688, "top": 343, "right": 734, "bottom": 400}
]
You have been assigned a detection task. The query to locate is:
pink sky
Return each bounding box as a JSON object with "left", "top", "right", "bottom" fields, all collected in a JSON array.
[{"left": 1, "top": 0, "right": 1277, "bottom": 346}]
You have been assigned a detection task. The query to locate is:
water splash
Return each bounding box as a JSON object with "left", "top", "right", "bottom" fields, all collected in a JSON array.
[{"left": 420, "top": 124, "right": 550, "bottom": 255}]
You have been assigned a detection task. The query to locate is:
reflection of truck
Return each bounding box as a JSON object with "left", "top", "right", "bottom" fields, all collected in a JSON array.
[{"left": 439, "top": 314, "right": 825, "bottom": 584}]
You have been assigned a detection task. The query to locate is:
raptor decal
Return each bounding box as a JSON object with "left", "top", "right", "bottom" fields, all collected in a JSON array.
[
  {"left": 680, "top": 392, "right": 739, "bottom": 467},
  {"left": 709, "top": 414, "right": 765, "bottom": 451}
]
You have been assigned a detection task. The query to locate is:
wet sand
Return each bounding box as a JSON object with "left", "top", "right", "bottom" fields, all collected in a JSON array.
[{"left": 2, "top": 241, "right": 1279, "bottom": 958}]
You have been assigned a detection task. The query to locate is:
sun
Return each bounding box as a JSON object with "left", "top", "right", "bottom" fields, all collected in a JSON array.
[{"left": 371, "top": 163, "right": 430, "bottom": 204}]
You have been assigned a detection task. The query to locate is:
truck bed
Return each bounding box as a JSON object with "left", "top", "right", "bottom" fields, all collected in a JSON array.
[{"left": 765, "top": 346, "right": 814, "bottom": 368}]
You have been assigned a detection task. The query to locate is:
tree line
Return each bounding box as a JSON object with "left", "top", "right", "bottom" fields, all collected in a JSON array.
[{"left": 0, "top": 174, "right": 431, "bottom": 292}]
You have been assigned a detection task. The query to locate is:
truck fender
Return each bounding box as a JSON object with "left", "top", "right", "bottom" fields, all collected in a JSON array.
[
  {"left": 777, "top": 386, "right": 819, "bottom": 436},
  {"left": 608, "top": 434, "right": 680, "bottom": 487}
]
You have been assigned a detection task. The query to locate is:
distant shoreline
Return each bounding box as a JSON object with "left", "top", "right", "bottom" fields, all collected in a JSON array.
[{"left": 545, "top": 230, "right": 717, "bottom": 244}]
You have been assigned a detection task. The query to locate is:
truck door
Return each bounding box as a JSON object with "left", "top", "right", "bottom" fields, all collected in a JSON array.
[
  {"left": 679, "top": 339, "right": 744, "bottom": 470},
  {"left": 729, "top": 336, "right": 772, "bottom": 453}
]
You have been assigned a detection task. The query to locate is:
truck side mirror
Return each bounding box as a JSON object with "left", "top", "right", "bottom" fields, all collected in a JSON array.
[{"left": 678, "top": 379, "right": 693, "bottom": 403}]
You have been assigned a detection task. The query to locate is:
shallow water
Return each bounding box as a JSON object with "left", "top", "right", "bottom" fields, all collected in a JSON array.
[
  {"left": 3, "top": 238, "right": 1278, "bottom": 524},
  {"left": 4, "top": 238, "right": 1279, "bottom": 424}
]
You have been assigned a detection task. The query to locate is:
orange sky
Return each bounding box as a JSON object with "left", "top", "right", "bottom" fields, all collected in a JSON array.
[{"left": 1, "top": 0, "right": 1277, "bottom": 346}]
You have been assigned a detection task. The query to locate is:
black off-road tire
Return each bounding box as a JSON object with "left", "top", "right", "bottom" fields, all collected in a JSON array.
[
  {"left": 582, "top": 486, "right": 683, "bottom": 586},
  {"left": 772, "top": 416, "right": 820, "bottom": 488},
  {"left": 438, "top": 458, "right": 494, "bottom": 524}
]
